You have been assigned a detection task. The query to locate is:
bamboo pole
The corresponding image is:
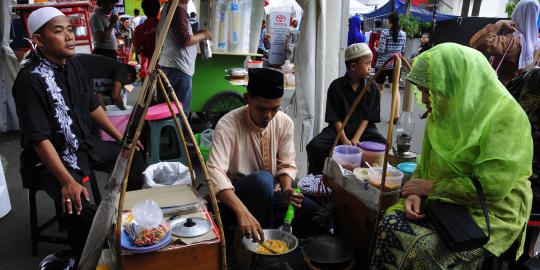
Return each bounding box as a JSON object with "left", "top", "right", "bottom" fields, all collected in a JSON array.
[
  {"left": 158, "top": 69, "right": 228, "bottom": 270},
  {"left": 114, "top": 0, "right": 180, "bottom": 262},
  {"left": 156, "top": 75, "right": 196, "bottom": 187}
]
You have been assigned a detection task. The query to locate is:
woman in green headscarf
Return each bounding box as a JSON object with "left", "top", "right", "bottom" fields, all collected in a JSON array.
[{"left": 370, "top": 43, "right": 533, "bottom": 270}]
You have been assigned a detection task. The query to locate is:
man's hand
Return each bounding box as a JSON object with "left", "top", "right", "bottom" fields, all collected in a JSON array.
[
  {"left": 61, "top": 180, "right": 89, "bottom": 215},
  {"left": 109, "top": 14, "right": 119, "bottom": 25},
  {"left": 404, "top": 194, "right": 425, "bottom": 220},
  {"left": 496, "top": 20, "right": 516, "bottom": 32},
  {"left": 340, "top": 137, "right": 352, "bottom": 145},
  {"left": 350, "top": 136, "right": 361, "bottom": 146},
  {"left": 401, "top": 179, "right": 433, "bottom": 198},
  {"left": 196, "top": 29, "right": 212, "bottom": 40},
  {"left": 237, "top": 209, "right": 264, "bottom": 242},
  {"left": 282, "top": 187, "right": 303, "bottom": 208}
]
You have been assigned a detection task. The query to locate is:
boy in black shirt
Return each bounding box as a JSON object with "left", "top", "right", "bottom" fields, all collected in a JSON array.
[
  {"left": 307, "top": 43, "right": 386, "bottom": 174},
  {"left": 12, "top": 7, "right": 144, "bottom": 259}
]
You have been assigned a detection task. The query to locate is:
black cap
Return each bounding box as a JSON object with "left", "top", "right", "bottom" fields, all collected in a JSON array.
[{"left": 247, "top": 68, "right": 284, "bottom": 99}]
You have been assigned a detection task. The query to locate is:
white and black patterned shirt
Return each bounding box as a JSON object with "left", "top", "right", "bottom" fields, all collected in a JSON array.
[
  {"left": 13, "top": 52, "right": 101, "bottom": 187},
  {"left": 376, "top": 29, "right": 407, "bottom": 70}
]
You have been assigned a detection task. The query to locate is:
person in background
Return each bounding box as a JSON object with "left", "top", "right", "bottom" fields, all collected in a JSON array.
[
  {"left": 470, "top": 0, "right": 540, "bottom": 86},
  {"left": 375, "top": 12, "right": 406, "bottom": 121},
  {"left": 132, "top": 8, "right": 143, "bottom": 29},
  {"left": 189, "top": 12, "right": 199, "bottom": 33},
  {"left": 257, "top": 20, "right": 271, "bottom": 60},
  {"left": 207, "top": 68, "right": 321, "bottom": 244},
  {"left": 371, "top": 43, "right": 532, "bottom": 270},
  {"left": 307, "top": 43, "right": 385, "bottom": 175},
  {"left": 90, "top": 0, "right": 119, "bottom": 59},
  {"left": 74, "top": 54, "right": 136, "bottom": 110},
  {"left": 417, "top": 32, "right": 432, "bottom": 55},
  {"left": 348, "top": 15, "right": 366, "bottom": 46},
  {"left": 284, "top": 19, "right": 300, "bottom": 63},
  {"left": 368, "top": 20, "right": 382, "bottom": 68},
  {"left": 157, "top": 0, "right": 212, "bottom": 115},
  {"left": 134, "top": 0, "right": 160, "bottom": 78},
  {"left": 120, "top": 18, "right": 133, "bottom": 47},
  {"left": 13, "top": 7, "right": 145, "bottom": 262},
  {"left": 472, "top": 1, "right": 540, "bottom": 265}
]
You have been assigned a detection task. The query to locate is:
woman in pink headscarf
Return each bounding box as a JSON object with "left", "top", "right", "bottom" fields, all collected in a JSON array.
[{"left": 470, "top": 0, "right": 540, "bottom": 86}]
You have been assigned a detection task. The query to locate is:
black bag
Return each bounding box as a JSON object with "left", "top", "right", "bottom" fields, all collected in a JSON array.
[{"left": 424, "top": 177, "right": 491, "bottom": 252}]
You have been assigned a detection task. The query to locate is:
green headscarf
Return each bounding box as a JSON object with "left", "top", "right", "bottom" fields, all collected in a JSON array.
[{"left": 395, "top": 43, "right": 533, "bottom": 257}]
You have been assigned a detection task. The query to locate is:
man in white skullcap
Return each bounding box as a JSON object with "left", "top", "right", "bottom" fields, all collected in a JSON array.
[
  {"left": 13, "top": 7, "right": 145, "bottom": 261},
  {"left": 306, "top": 43, "right": 386, "bottom": 174}
]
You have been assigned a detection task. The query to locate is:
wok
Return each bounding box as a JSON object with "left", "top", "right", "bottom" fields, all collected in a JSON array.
[{"left": 302, "top": 235, "right": 354, "bottom": 269}]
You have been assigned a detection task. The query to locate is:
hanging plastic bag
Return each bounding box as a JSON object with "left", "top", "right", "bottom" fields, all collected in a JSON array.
[
  {"left": 142, "top": 161, "right": 192, "bottom": 188},
  {"left": 200, "top": 129, "right": 214, "bottom": 148}
]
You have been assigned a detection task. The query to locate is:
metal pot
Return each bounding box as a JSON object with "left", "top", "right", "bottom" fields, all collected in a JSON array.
[
  {"left": 242, "top": 229, "right": 298, "bottom": 256},
  {"left": 302, "top": 235, "right": 354, "bottom": 269}
]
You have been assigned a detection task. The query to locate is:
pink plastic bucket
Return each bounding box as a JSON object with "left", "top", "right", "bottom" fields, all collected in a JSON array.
[{"left": 101, "top": 105, "right": 133, "bottom": 141}]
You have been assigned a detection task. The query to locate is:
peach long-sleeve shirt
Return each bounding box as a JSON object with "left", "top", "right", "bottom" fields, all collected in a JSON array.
[{"left": 207, "top": 106, "right": 297, "bottom": 194}]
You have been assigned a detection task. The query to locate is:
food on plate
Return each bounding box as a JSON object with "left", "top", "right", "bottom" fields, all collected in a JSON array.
[
  {"left": 257, "top": 239, "right": 289, "bottom": 254},
  {"left": 133, "top": 223, "right": 170, "bottom": 246}
]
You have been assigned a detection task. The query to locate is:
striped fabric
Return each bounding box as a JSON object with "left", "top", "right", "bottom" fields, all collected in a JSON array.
[{"left": 376, "top": 29, "right": 407, "bottom": 70}]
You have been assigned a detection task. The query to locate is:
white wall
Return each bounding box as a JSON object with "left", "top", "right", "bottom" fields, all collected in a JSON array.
[{"left": 440, "top": 0, "right": 509, "bottom": 18}]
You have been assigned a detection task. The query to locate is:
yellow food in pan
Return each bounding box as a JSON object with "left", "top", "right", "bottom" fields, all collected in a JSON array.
[{"left": 257, "top": 239, "right": 289, "bottom": 254}]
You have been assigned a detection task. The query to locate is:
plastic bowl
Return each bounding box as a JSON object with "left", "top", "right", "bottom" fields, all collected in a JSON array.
[
  {"left": 367, "top": 166, "right": 404, "bottom": 191},
  {"left": 333, "top": 145, "right": 362, "bottom": 171}
]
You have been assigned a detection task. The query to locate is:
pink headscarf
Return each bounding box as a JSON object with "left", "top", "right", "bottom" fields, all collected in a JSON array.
[{"left": 512, "top": 0, "right": 540, "bottom": 69}]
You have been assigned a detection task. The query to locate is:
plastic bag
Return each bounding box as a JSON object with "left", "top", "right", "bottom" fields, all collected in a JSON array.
[
  {"left": 132, "top": 200, "right": 163, "bottom": 228},
  {"left": 200, "top": 129, "right": 214, "bottom": 148},
  {"left": 131, "top": 200, "right": 169, "bottom": 246},
  {"left": 143, "top": 161, "right": 192, "bottom": 188}
]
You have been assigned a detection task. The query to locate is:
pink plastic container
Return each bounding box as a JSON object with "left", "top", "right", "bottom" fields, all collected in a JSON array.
[
  {"left": 101, "top": 105, "right": 133, "bottom": 141},
  {"left": 144, "top": 103, "right": 181, "bottom": 121}
]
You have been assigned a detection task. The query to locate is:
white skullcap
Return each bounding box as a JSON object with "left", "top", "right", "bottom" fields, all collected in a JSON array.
[
  {"left": 27, "top": 7, "right": 66, "bottom": 35},
  {"left": 345, "top": 43, "right": 372, "bottom": 61}
]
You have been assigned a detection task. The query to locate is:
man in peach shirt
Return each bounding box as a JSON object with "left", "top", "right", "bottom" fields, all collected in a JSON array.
[{"left": 207, "top": 68, "right": 320, "bottom": 243}]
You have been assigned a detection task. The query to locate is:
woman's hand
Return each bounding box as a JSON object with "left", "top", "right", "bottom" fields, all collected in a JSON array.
[
  {"left": 401, "top": 179, "right": 433, "bottom": 197},
  {"left": 495, "top": 20, "right": 516, "bottom": 32},
  {"left": 404, "top": 194, "right": 425, "bottom": 220}
]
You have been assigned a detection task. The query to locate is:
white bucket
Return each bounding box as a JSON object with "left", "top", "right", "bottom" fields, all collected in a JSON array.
[{"left": 100, "top": 105, "right": 133, "bottom": 141}]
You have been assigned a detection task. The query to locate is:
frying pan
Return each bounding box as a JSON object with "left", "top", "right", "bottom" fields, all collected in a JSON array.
[{"left": 301, "top": 235, "right": 353, "bottom": 269}]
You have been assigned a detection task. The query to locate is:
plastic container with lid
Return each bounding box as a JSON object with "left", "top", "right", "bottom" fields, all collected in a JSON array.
[
  {"left": 359, "top": 141, "right": 386, "bottom": 167},
  {"left": 247, "top": 60, "right": 263, "bottom": 69},
  {"left": 100, "top": 105, "right": 133, "bottom": 141},
  {"left": 367, "top": 166, "right": 404, "bottom": 191},
  {"left": 333, "top": 145, "right": 362, "bottom": 171}
]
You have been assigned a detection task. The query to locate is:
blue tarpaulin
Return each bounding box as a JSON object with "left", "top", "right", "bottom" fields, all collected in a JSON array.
[{"left": 363, "top": 0, "right": 458, "bottom": 23}]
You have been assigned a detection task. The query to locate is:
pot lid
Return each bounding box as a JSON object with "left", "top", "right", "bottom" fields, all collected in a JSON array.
[
  {"left": 301, "top": 235, "right": 353, "bottom": 264},
  {"left": 171, "top": 217, "right": 210, "bottom": 238},
  {"left": 359, "top": 141, "right": 386, "bottom": 152}
]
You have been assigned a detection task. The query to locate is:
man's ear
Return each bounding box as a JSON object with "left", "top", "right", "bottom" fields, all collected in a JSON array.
[
  {"left": 349, "top": 62, "right": 357, "bottom": 71},
  {"left": 32, "top": 33, "right": 44, "bottom": 48}
]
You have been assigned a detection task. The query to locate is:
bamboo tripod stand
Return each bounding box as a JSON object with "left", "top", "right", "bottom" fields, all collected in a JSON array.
[
  {"left": 326, "top": 53, "right": 412, "bottom": 263},
  {"left": 78, "top": 0, "right": 227, "bottom": 268}
]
